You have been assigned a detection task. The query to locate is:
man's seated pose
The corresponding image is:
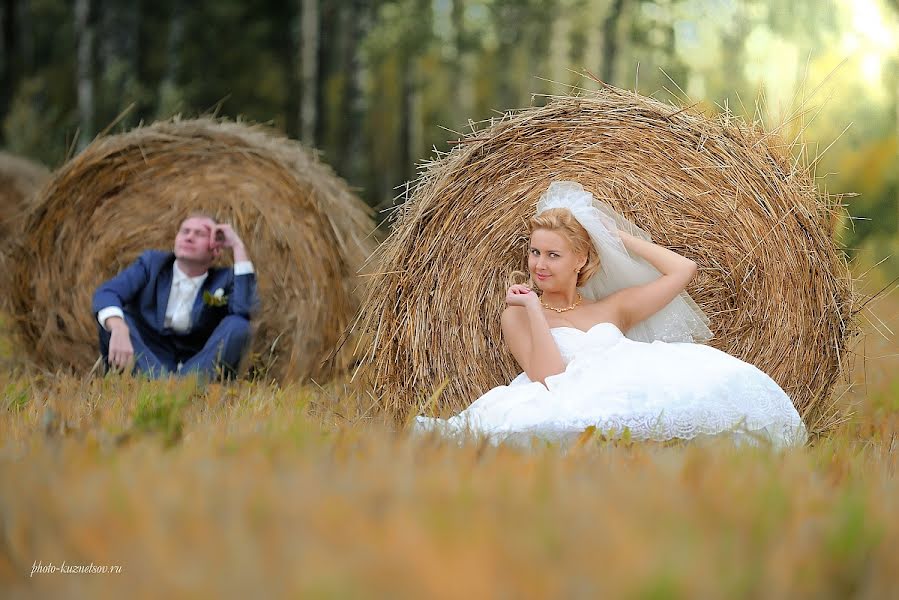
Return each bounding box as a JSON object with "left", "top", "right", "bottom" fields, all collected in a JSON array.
[{"left": 92, "top": 214, "right": 258, "bottom": 380}]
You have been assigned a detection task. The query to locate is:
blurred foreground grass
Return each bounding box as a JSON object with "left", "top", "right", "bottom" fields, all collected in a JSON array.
[
  {"left": 1, "top": 369, "right": 897, "bottom": 598},
  {"left": 1, "top": 290, "right": 898, "bottom": 598}
]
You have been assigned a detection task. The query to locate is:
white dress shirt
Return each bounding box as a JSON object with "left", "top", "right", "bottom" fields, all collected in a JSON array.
[
  {"left": 98, "top": 261, "right": 254, "bottom": 333},
  {"left": 163, "top": 264, "right": 208, "bottom": 333}
]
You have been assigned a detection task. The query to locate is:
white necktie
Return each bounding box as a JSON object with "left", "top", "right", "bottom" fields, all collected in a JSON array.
[{"left": 170, "top": 278, "right": 196, "bottom": 332}]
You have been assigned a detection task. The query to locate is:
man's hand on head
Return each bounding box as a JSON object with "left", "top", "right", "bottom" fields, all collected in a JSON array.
[
  {"left": 209, "top": 223, "right": 249, "bottom": 263},
  {"left": 212, "top": 223, "right": 244, "bottom": 250}
]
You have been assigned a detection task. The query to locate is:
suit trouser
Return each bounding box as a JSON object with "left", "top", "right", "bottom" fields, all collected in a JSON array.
[{"left": 98, "top": 313, "right": 251, "bottom": 380}]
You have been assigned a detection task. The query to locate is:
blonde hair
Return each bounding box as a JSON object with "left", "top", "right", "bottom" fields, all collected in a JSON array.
[{"left": 528, "top": 208, "right": 600, "bottom": 287}]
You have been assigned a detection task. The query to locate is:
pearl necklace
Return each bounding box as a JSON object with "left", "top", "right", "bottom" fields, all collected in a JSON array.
[{"left": 540, "top": 293, "right": 582, "bottom": 313}]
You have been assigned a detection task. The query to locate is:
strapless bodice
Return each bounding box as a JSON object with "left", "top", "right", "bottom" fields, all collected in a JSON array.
[{"left": 549, "top": 322, "right": 625, "bottom": 363}]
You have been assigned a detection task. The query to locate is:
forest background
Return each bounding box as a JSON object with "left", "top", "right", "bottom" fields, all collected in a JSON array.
[{"left": 2, "top": 0, "right": 898, "bottom": 282}]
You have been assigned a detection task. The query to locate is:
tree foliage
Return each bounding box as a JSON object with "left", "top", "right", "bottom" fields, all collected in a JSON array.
[{"left": 0, "top": 0, "right": 895, "bottom": 259}]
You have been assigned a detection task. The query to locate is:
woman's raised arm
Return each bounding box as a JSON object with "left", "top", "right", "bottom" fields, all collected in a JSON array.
[{"left": 607, "top": 231, "right": 698, "bottom": 331}]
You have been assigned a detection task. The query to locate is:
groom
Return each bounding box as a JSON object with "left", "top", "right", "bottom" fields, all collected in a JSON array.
[{"left": 92, "top": 214, "right": 259, "bottom": 380}]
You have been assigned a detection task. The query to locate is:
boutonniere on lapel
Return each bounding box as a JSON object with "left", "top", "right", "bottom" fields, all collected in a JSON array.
[{"left": 203, "top": 288, "right": 228, "bottom": 307}]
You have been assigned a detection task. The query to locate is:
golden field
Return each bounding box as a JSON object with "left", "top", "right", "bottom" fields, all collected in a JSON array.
[{"left": 1, "top": 281, "right": 897, "bottom": 599}]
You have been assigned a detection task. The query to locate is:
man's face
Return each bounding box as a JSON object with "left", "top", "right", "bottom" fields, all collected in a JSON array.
[{"left": 174, "top": 216, "right": 217, "bottom": 264}]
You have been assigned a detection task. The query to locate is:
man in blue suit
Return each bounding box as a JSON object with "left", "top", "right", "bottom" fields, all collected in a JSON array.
[{"left": 92, "top": 214, "right": 258, "bottom": 380}]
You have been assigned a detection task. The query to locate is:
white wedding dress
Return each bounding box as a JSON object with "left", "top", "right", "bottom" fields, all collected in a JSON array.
[{"left": 415, "top": 322, "right": 807, "bottom": 448}]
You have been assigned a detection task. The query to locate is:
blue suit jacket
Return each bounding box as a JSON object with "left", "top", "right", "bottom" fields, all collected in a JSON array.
[{"left": 92, "top": 250, "right": 259, "bottom": 349}]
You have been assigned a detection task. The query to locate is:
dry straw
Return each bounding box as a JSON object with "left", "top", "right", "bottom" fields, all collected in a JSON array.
[
  {"left": 3, "top": 118, "right": 376, "bottom": 381},
  {"left": 0, "top": 152, "right": 49, "bottom": 321},
  {"left": 0, "top": 152, "right": 49, "bottom": 245},
  {"left": 354, "top": 85, "right": 858, "bottom": 433}
]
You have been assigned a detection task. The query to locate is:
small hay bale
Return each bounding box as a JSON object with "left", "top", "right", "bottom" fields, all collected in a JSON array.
[
  {"left": 4, "top": 118, "right": 376, "bottom": 381},
  {"left": 0, "top": 152, "right": 48, "bottom": 331},
  {"left": 0, "top": 152, "right": 49, "bottom": 244},
  {"left": 355, "top": 85, "right": 857, "bottom": 432}
]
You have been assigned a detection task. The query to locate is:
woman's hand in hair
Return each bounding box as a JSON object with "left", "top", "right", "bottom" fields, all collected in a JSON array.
[{"left": 505, "top": 284, "right": 539, "bottom": 308}]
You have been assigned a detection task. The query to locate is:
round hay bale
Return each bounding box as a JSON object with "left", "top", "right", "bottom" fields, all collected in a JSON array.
[
  {"left": 4, "top": 118, "right": 376, "bottom": 381},
  {"left": 0, "top": 153, "right": 49, "bottom": 333},
  {"left": 355, "top": 86, "right": 857, "bottom": 432},
  {"left": 0, "top": 152, "right": 49, "bottom": 244}
]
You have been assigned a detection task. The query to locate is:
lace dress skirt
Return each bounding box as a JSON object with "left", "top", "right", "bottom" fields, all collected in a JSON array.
[{"left": 415, "top": 323, "right": 807, "bottom": 448}]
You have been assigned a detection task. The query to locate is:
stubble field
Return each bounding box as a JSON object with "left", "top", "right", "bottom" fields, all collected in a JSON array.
[{"left": 1, "top": 280, "right": 897, "bottom": 599}]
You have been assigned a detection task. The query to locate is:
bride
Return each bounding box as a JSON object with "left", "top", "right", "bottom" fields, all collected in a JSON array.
[{"left": 416, "top": 181, "right": 807, "bottom": 447}]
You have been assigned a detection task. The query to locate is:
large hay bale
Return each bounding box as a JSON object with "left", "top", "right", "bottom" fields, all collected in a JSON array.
[
  {"left": 4, "top": 118, "right": 376, "bottom": 381},
  {"left": 355, "top": 86, "right": 857, "bottom": 432},
  {"left": 0, "top": 152, "right": 49, "bottom": 243}
]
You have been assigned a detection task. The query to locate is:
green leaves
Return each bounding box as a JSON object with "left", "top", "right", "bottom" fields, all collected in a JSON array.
[
  {"left": 131, "top": 385, "right": 193, "bottom": 446},
  {"left": 202, "top": 290, "right": 228, "bottom": 307}
]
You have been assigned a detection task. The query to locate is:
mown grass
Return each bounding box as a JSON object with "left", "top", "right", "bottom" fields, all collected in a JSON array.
[{"left": 1, "top": 295, "right": 897, "bottom": 598}]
